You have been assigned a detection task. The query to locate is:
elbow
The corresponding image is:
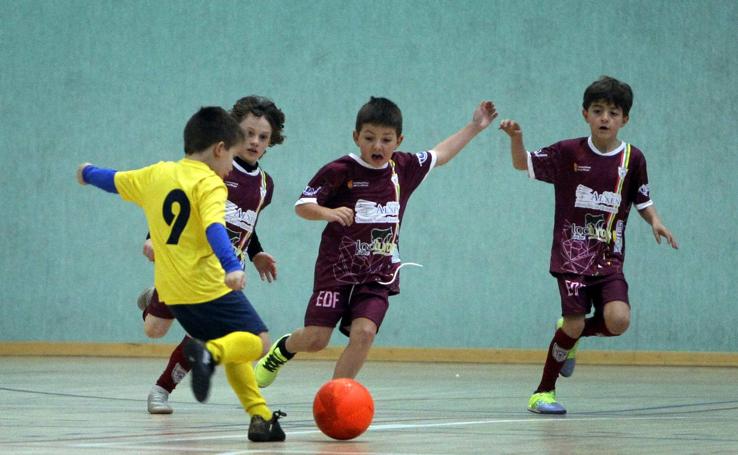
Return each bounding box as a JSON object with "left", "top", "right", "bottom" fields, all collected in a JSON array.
[{"left": 513, "top": 161, "right": 528, "bottom": 171}]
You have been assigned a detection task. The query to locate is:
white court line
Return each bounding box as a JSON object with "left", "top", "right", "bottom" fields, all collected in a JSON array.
[{"left": 69, "top": 414, "right": 690, "bottom": 454}]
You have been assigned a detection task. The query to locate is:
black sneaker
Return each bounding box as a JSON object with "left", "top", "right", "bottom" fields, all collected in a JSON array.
[
  {"left": 248, "top": 410, "right": 286, "bottom": 442},
  {"left": 183, "top": 338, "right": 215, "bottom": 402}
]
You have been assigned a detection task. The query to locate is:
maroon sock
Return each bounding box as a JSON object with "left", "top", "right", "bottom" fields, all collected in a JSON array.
[
  {"left": 155, "top": 335, "right": 192, "bottom": 393},
  {"left": 535, "top": 329, "right": 578, "bottom": 393},
  {"left": 581, "top": 316, "right": 615, "bottom": 337}
]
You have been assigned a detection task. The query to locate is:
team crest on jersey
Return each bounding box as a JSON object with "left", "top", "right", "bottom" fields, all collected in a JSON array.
[
  {"left": 416, "top": 151, "right": 429, "bottom": 166},
  {"left": 638, "top": 184, "right": 650, "bottom": 197},
  {"left": 574, "top": 184, "right": 621, "bottom": 214},
  {"left": 618, "top": 166, "right": 628, "bottom": 179},
  {"left": 354, "top": 199, "right": 400, "bottom": 224},
  {"left": 354, "top": 228, "right": 395, "bottom": 257}
]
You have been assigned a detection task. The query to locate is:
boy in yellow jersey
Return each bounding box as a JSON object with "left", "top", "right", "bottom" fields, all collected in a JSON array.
[{"left": 76, "top": 106, "right": 285, "bottom": 442}]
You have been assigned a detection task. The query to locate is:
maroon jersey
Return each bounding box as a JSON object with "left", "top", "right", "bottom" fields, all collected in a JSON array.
[
  {"left": 297, "top": 151, "right": 437, "bottom": 293},
  {"left": 224, "top": 160, "right": 274, "bottom": 268},
  {"left": 529, "top": 137, "right": 652, "bottom": 276}
]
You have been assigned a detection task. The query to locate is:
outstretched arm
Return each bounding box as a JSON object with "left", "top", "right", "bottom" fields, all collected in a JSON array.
[
  {"left": 434, "top": 101, "right": 498, "bottom": 167},
  {"left": 638, "top": 205, "right": 679, "bottom": 249},
  {"left": 295, "top": 202, "right": 354, "bottom": 227},
  {"left": 77, "top": 163, "right": 119, "bottom": 192},
  {"left": 499, "top": 120, "right": 528, "bottom": 171}
]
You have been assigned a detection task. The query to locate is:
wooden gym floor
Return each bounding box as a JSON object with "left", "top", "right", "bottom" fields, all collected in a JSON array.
[{"left": 1, "top": 357, "right": 737, "bottom": 454}]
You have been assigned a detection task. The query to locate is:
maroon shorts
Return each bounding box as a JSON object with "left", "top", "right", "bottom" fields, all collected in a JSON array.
[
  {"left": 147, "top": 288, "right": 175, "bottom": 319},
  {"left": 304, "top": 282, "right": 390, "bottom": 337},
  {"left": 554, "top": 272, "right": 629, "bottom": 316}
]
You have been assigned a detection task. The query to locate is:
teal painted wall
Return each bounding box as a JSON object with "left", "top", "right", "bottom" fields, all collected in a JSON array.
[{"left": 1, "top": 0, "right": 736, "bottom": 352}]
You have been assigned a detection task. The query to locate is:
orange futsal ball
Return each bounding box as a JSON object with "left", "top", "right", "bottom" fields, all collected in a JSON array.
[{"left": 313, "top": 378, "right": 374, "bottom": 440}]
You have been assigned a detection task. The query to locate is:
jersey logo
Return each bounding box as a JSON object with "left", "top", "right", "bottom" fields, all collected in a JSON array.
[
  {"left": 638, "top": 184, "right": 650, "bottom": 198},
  {"left": 354, "top": 228, "right": 395, "bottom": 257},
  {"left": 347, "top": 180, "right": 369, "bottom": 189},
  {"left": 570, "top": 214, "right": 610, "bottom": 243},
  {"left": 416, "top": 151, "right": 429, "bottom": 166},
  {"left": 302, "top": 185, "right": 321, "bottom": 197},
  {"left": 225, "top": 200, "right": 257, "bottom": 232},
  {"left": 573, "top": 163, "right": 591, "bottom": 172},
  {"left": 574, "top": 184, "right": 621, "bottom": 214},
  {"left": 354, "top": 199, "right": 400, "bottom": 224}
]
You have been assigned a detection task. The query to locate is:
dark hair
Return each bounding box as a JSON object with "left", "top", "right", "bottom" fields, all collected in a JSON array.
[
  {"left": 355, "top": 97, "right": 403, "bottom": 135},
  {"left": 183, "top": 106, "right": 244, "bottom": 155},
  {"left": 583, "top": 76, "right": 634, "bottom": 116},
  {"left": 230, "top": 95, "right": 286, "bottom": 146}
]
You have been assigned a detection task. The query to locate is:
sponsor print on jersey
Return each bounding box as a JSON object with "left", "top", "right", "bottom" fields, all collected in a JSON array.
[
  {"left": 347, "top": 180, "right": 369, "bottom": 189},
  {"left": 573, "top": 163, "right": 591, "bottom": 172},
  {"left": 574, "top": 184, "right": 621, "bottom": 214},
  {"left": 569, "top": 214, "right": 611, "bottom": 243},
  {"left": 560, "top": 219, "right": 601, "bottom": 274},
  {"left": 332, "top": 234, "right": 394, "bottom": 284},
  {"left": 225, "top": 200, "right": 257, "bottom": 232},
  {"left": 354, "top": 228, "right": 395, "bottom": 257},
  {"left": 354, "top": 199, "right": 400, "bottom": 224}
]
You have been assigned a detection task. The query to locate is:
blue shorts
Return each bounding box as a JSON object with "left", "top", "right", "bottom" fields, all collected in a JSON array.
[{"left": 167, "top": 291, "right": 268, "bottom": 341}]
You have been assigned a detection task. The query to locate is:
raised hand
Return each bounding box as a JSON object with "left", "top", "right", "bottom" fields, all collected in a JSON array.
[
  {"left": 499, "top": 119, "right": 522, "bottom": 137},
  {"left": 473, "top": 101, "right": 499, "bottom": 130}
]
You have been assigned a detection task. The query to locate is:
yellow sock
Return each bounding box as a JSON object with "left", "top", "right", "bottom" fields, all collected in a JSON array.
[
  {"left": 205, "top": 331, "right": 263, "bottom": 364},
  {"left": 225, "top": 362, "right": 272, "bottom": 420}
]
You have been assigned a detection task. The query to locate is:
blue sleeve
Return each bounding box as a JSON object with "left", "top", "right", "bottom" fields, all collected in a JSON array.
[
  {"left": 206, "top": 223, "right": 241, "bottom": 273},
  {"left": 82, "top": 165, "right": 118, "bottom": 193}
]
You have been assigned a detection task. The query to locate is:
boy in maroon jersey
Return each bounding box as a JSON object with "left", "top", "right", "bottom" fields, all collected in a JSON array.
[
  {"left": 136, "top": 96, "right": 285, "bottom": 415},
  {"left": 254, "top": 97, "right": 498, "bottom": 387},
  {"left": 500, "top": 76, "right": 678, "bottom": 414}
]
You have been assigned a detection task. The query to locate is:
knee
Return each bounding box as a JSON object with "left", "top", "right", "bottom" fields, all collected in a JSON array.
[
  {"left": 349, "top": 325, "right": 376, "bottom": 348},
  {"left": 303, "top": 333, "right": 330, "bottom": 352},
  {"left": 143, "top": 319, "right": 169, "bottom": 339},
  {"left": 606, "top": 314, "right": 630, "bottom": 335},
  {"left": 258, "top": 333, "right": 270, "bottom": 358}
]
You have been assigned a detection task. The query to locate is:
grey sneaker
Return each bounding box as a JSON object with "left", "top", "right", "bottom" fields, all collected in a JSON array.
[
  {"left": 147, "top": 385, "right": 173, "bottom": 414},
  {"left": 137, "top": 287, "right": 155, "bottom": 311}
]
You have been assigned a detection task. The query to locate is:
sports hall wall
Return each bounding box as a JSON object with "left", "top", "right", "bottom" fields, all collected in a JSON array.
[{"left": 1, "top": 0, "right": 736, "bottom": 355}]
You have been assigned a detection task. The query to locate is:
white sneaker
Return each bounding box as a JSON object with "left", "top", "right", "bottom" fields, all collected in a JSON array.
[{"left": 147, "top": 385, "right": 173, "bottom": 414}]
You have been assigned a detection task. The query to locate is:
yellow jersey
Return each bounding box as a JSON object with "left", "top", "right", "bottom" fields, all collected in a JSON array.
[{"left": 115, "top": 158, "right": 232, "bottom": 304}]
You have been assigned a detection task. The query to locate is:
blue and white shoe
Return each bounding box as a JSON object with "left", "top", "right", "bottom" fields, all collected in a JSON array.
[{"left": 528, "top": 391, "right": 567, "bottom": 414}]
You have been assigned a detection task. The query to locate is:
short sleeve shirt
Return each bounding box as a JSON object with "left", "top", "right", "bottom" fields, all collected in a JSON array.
[
  {"left": 296, "top": 151, "right": 437, "bottom": 293},
  {"left": 223, "top": 160, "right": 274, "bottom": 268},
  {"left": 115, "top": 159, "right": 232, "bottom": 304},
  {"left": 528, "top": 137, "right": 652, "bottom": 276}
]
